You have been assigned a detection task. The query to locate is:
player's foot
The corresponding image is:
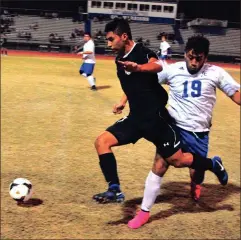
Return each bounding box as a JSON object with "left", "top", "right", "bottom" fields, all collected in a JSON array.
[
  {"left": 211, "top": 156, "right": 228, "bottom": 185},
  {"left": 91, "top": 85, "right": 97, "bottom": 91},
  {"left": 93, "top": 184, "right": 125, "bottom": 203},
  {"left": 128, "top": 210, "right": 150, "bottom": 229},
  {"left": 190, "top": 181, "right": 201, "bottom": 201}
]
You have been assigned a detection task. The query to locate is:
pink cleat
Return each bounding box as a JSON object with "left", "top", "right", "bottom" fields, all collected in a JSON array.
[{"left": 128, "top": 210, "right": 150, "bottom": 229}]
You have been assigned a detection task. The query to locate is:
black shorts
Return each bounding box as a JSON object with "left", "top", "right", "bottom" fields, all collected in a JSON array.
[{"left": 106, "top": 109, "right": 181, "bottom": 158}]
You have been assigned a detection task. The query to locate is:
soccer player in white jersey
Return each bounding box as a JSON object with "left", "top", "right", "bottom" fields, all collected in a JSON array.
[
  {"left": 77, "top": 32, "right": 97, "bottom": 91},
  {"left": 117, "top": 35, "right": 240, "bottom": 229},
  {"left": 159, "top": 34, "right": 171, "bottom": 60}
]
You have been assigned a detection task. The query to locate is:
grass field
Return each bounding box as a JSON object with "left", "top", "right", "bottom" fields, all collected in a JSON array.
[{"left": 1, "top": 55, "right": 240, "bottom": 239}]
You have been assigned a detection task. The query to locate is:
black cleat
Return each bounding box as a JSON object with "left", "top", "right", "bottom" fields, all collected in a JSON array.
[
  {"left": 91, "top": 85, "right": 97, "bottom": 91},
  {"left": 93, "top": 185, "right": 125, "bottom": 204}
]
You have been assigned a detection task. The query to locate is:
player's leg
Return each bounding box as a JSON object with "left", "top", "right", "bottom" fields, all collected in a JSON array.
[
  {"left": 179, "top": 129, "right": 209, "bottom": 201},
  {"left": 79, "top": 63, "right": 87, "bottom": 77},
  {"left": 161, "top": 140, "right": 228, "bottom": 186},
  {"left": 128, "top": 152, "right": 169, "bottom": 229},
  {"left": 85, "top": 63, "right": 96, "bottom": 90},
  {"left": 145, "top": 109, "right": 228, "bottom": 185},
  {"left": 93, "top": 116, "right": 142, "bottom": 203},
  {"left": 79, "top": 63, "right": 96, "bottom": 89}
]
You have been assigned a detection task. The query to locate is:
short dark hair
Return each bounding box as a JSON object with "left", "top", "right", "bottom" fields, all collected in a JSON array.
[
  {"left": 104, "top": 18, "right": 132, "bottom": 40},
  {"left": 161, "top": 32, "right": 167, "bottom": 38},
  {"left": 84, "top": 32, "right": 91, "bottom": 37},
  {"left": 185, "top": 35, "right": 210, "bottom": 56}
]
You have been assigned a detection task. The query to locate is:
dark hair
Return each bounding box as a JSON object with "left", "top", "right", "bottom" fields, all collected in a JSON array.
[
  {"left": 185, "top": 35, "right": 210, "bottom": 56},
  {"left": 104, "top": 18, "right": 132, "bottom": 40},
  {"left": 84, "top": 32, "right": 91, "bottom": 37},
  {"left": 161, "top": 32, "right": 167, "bottom": 38}
]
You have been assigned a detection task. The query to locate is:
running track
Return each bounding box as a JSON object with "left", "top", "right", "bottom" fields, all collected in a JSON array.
[{"left": 6, "top": 49, "right": 240, "bottom": 70}]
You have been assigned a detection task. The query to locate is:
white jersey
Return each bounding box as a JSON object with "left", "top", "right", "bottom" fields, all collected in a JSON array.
[
  {"left": 160, "top": 41, "right": 170, "bottom": 56},
  {"left": 158, "top": 61, "right": 240, "bottom": 132},
  {"left": 83, "top": 39, "right": 95, "bottom": 64}
]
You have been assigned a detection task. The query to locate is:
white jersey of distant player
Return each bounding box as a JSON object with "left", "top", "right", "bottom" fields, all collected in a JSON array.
[
  {"left": 160, "top": 41, "right": 170, "bottom": 56},
  {"left": 83, "top": 39, "right": 96, "bottom": 64},
  {"left": 158, "top": 61, "right": 240, "bottom": 132}
]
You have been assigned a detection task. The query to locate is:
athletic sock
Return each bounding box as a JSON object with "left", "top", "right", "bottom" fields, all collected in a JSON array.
[
  {"left": 190, "top": 154, "right": 213, "bottom": 171},
  {"left": 99, "top": 153, "right": 120, "bottom": 187},
  {"left": 141, "top": 171, "right": 162, "bottom": 212},
  {"left": 192, "top": 171, "right": 205, "bottom": 184},
  {"left": 87, "top": 75, "right": 95, "bottom": 87}
]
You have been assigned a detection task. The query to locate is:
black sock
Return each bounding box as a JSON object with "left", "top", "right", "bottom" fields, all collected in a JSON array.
[
  {"left": 192, "top": 171, "right": 205, "bottom": 184},
  {"left": 99, "top": 153, "right": 120, "bottom": 188},
  {"left": 190, "top": 154, "right": 213, "bottom": 171}
]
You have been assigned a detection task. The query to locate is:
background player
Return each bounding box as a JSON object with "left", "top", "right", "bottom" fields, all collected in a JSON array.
[
  {"left": 0, "top": 34, "right": 8, "bottom": 56},
  {"left": 75, "top": 32, "right": 97, "bottom": 91},
  {"left": 159, "top": 33, "right": 170, "bottom": 60}
]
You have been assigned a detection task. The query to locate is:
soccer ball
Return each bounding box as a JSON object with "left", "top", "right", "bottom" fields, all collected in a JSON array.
[{"left": 9, "top": 178, "right": 33, "bottom": 202}]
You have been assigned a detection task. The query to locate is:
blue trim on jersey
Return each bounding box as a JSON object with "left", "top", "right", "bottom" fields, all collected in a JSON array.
[
  {"left": 80, "top": 63, "right": 95, "bottom": 75},
  {"left": 178, "top": 127, "right": 209, "bottom": 157}
]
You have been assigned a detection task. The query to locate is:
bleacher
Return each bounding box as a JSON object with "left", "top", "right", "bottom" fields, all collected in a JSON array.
[
  {"left": 2, "top": 10, "right": 240, "bottom": 60},
  {"left": 91, "top": 20, "right": 175, "bottom": 49},
  {"left": 180, "top": 28, "right": 240, "bottom": 57},
  {"left": 6, "top": 14, "right": 84, "bottom": 45}
]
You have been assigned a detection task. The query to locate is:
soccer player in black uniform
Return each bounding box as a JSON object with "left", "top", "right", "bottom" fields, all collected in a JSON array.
[{"left": 93, "top": 18, "right": 228, "bottom": 205}]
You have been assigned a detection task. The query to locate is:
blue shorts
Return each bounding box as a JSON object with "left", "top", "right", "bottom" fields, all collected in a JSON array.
[
  {"left": 178, "top": 127, "right": 209, "bottom": 157},
  {"left": 80, "top": 63, "right": 95, "bottom": 76},
  {"left": 160, "top": 55, "right": 168, "bottom": 60}
]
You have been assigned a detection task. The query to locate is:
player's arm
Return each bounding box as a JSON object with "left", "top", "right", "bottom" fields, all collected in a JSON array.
[
  {"left": 74, "top": 45, "right": 83, "bottom": 53},
  {"left": 113, "top": 94, "right": 128, "bottom": 114},
  {"left": 230, "top": 91, "right": 241, "bottom": 105},
  {"left": 218, "top": 68, "right": 241, "bottom": 106},
  {"left": 78, "top": 42, "right": 94, "bottom": 55},
  {"left": 117, "top": 59, "right": 162, "bottom": 73},
  {"left": 78, "top": 51, "right": 93, "bottom": 55},
  {"left": 77, "top": 50, "right": 93, "bottom": 56}
]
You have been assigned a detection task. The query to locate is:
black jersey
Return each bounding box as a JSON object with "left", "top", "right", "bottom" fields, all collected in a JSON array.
[{"left": 115, "top": 43, "right": 168, "bottom": 119}]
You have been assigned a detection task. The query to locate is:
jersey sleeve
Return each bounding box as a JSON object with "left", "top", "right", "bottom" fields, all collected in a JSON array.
[
  {"left": 142, "top": 46, "right": 158, "bottom": 61},
  {"left": 157, "top": 61, "right": 170, "bottom": 84},
  {"left": 217, "top": 67, "right": 240, "bottom": 96}
]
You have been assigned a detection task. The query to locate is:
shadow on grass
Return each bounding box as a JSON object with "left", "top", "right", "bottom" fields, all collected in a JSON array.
[
  {"left": 96, "top": 85, "right": 111, "bottom": 90},
  {"left": 17, "top": 198, "right": 43, "bottom": 207},
  {"left": 107, "top": 181, "right": 240, "bottom": 225}
]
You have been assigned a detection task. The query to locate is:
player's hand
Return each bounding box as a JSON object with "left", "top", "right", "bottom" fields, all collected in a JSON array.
[
  {"left": 113, "top": 103, "right": 125, "bottom": 114},
  {"left": 77, "top": 51, "right": 83, "bottom": 55},
  {"left": 117, "top": 61, "right": 140, "bottom": 72}
]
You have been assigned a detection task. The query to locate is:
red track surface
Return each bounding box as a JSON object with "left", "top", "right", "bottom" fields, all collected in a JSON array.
[{"left": 7, "top": 49, "right": 240, "bottom": 70}]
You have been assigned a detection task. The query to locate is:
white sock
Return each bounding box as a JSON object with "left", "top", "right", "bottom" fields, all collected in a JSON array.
[
  {"left": 87, "top": 75, "right": 95, "bottom": 87},
  {"left": 141, "top": 171, "right": 163, "bottom": 212}
]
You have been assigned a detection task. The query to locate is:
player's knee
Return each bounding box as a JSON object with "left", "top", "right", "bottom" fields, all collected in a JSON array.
[
  {"left": 94, "top": 135, "right": 111, "bottom": 150},
  {"left": 170, "top": 158, "right": 184, "bottom": 168},
  {"left": 153, "top": 159, "right": 167, "bottom": 174}
]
